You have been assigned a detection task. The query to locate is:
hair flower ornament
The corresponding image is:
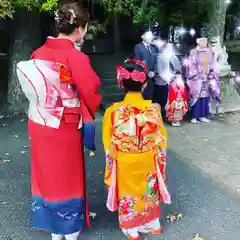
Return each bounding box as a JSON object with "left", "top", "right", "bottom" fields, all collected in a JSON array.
[
  {"left": 54, "top": 10, "right": 60, "bottom": 23},
  {"left": 116, "top": 66, "right": 146, "bottom": 88},
  {"left": 69, "top": 9, "right": 77, "bottom": 24}
]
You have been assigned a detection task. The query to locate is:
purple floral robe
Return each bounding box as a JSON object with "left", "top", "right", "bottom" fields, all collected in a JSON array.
[{"left": 186, "top": 47, "right": 221, "bottom": 107}]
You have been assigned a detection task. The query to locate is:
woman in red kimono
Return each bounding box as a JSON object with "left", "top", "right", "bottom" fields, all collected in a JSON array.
[{"left": 16, "top": 3, "right": 101, "bottom": 240}]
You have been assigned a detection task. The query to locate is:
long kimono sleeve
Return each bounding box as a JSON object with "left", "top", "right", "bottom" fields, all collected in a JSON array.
[
  {"left": 154, "top": 107, "right": 171, "bottom": 204},
  {"left": 156, "top": 110, "right": 168, "bottom": 180},
  {"left": 70, "top": 53, "right": 102, "bottom": 118},
  {"left": 187, "top": 50, "right": 200, "bottom": 80},
  {"left": 102, "top": 105, "right": 119, "bottom": 211},
  {"left": 208, "top": 51, "right": 221, "bottom": 103},
  {"left": 102, "top": 105, "right": 114, "bottom": 187}
]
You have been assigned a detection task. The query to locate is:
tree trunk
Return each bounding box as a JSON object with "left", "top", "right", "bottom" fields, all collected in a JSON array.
[
  {"left": 207, "top": 0, "right": 227, "bottom": 43},
  {"left": 7, "top": 9, "right": 42, "bottom": 113},
  {"left": 113, "top": 16, "right": 121, "bottom": 53}
]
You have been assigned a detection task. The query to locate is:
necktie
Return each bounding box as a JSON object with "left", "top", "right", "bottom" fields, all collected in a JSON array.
[{"left": 147, "top": 45, "right": 151, "bottom": 54}]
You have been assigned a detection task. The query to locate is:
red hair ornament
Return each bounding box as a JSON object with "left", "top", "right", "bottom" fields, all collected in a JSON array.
[{"left": 116, "top": 59, "right": 147, "bottom": 88}]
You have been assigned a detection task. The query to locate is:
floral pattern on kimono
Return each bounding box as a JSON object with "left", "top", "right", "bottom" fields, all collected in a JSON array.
[
  {"left": 165, "top": 80, "right": 188, "bottom": 122},
  {"left": 186, "top": 48, "right": 221, "bottom": 107},
  {"left": 103, "top": 103, "right": 171, "bottom": 221}
]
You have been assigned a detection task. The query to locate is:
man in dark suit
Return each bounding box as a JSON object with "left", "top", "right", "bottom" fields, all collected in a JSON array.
[{"left": 133, "top": 30, "right": 157, "bottom": 100}]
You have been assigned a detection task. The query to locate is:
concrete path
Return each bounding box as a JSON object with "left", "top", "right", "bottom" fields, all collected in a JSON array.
[{"left": 0, "top": 115, "right": 240, "bottom": 240}]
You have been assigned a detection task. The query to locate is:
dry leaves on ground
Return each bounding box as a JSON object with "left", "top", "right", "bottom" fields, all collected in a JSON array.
[
  {"left": 165, "top": 213, "right": 184, "bottom": 222},
  {"left": 191, "top": 233, "right": 204, "bottom": 240},
  {"left": 89, "top": 151, "right": 95, "bottom": 157},
  {"left": 89, "top": 212, "right": 98, "bottom": 219},
  {"left": 0, "top": 159, "right": 11, "bottom": 164}
]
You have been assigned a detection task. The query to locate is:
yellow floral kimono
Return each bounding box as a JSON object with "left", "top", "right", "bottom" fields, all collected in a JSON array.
[{"left": 102, "top": 93, "right": 170, "bottom": 231}]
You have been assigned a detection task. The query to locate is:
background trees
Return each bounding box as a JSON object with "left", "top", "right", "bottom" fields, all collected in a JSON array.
[{"left": 0, "top": 0, "right": 239, "bottom": 111}]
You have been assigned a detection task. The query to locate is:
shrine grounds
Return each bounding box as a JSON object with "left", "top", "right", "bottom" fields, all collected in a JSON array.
[{"left": 0, "top": 112, "right": 240, "bottom": 240}]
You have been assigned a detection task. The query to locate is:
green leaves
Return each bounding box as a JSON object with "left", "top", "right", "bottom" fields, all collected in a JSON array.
[
  {"left": 95, "top": 0, "right": 133, "bottom": 15},
  {"left": 41, "top": 0, "right": 59, "bottom": 12},
  {"left": 0, "top": 0, "right": 14, "bottom": 18},
  {"left": 12, "top": 0, "right": 40, "bottom": 10},
  {"left": 0, "top": 0, "right": 57, "bottom": 19}
]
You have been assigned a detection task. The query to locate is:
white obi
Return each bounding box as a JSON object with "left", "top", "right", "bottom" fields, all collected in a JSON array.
[{"left": 16, "top": 59, "right": 81, "bottom": 129}]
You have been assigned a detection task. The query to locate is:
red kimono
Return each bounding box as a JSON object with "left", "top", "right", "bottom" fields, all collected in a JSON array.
[
  {"left": 165, "top": 76, "right": 188, "bottom": 122},
  {"left": 28, "top": 38, "right": 101, "bottom": 235}
]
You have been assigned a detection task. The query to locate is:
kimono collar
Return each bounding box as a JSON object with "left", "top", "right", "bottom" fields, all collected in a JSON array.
[
  {"left": 196, "top": 46, "right": 207, "bottom": 52},
  {"left": 45, "top": 37, "right": 75, "bottom": 49},
  {"left": 124, "top": 92, "right": 143, "bottom": 103},
  {"left": 123, "top": 92, "right": 151, "bottom": 108}
]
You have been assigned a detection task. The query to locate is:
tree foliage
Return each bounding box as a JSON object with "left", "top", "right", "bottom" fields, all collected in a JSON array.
[
  {"left": 94, "top": 0, "right": 214, "bottom": 27},
  {"left": 227, "top": 0, "right": 240, "bottom": 19},
  {"left": 0, "top": 0, "right": 59, "bottom": 19}
]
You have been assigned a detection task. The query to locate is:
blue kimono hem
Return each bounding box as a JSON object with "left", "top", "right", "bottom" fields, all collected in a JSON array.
[{"left": 32, "top": 196, "right": 85, "bottom": 234}]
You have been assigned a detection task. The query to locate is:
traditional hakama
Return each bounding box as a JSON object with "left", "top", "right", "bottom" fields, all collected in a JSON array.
[
  {"left": 17, "top": 38, "right": 101, "bottom": 236},
  {"left": 186, "top": 47, "right": 220, "bottom": 120},
  {"left": 102, "top": 93, "right": 171, "bottom": 239}
]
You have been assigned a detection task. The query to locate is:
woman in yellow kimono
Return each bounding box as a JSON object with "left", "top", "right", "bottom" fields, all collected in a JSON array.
[{"left": 102, "top": 59, "right": 171, "bottom": 240}]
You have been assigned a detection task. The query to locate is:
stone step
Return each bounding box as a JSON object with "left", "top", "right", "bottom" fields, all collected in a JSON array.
[
  {"left": 102, "top": 84, "right": 123, "bottom": 93},
  {"left": 98, "top": 71, "right": 116, "bottom": 78},
  {"left": 100, "top": 90, "right": 125, "bottom": 110}
]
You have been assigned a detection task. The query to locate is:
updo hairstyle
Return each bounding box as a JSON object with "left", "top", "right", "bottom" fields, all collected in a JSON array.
[{"left": 55, "top": 2, "right": 89, "bottom": 35}]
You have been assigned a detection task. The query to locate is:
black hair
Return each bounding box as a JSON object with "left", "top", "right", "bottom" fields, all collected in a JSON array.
[
  {"left": 55, "top": 2, "right": 89, "bottom": 35},
  {"left": 121, "top": 60, "right": 147, "bottom": 92}
]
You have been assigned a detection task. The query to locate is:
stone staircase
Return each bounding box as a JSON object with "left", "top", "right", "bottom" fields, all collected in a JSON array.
[{"left": 89, "top": 53, "right": 129, "bottom": 110}]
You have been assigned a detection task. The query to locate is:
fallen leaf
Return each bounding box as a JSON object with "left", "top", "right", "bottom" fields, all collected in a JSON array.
[
  {"left": 166, "top": 213, "right": 184, "bottom": 222},
  {"left": 165, "top": 214, "right": 177, "bottom": 222},
  {"left": 0, "top": 159, "right": 11, "bottom": 164},
  {"left": 89, "top": 212, "right": 97, "bottom": 219},
  {"left": 177, "top": 213, "right": 184, "bottom": 220},
  {"left": 191, "top": 233, "right": 204, "bottom": 240},
  {"left": 89, "top": 151, "right": 95, "bottom": 157}
]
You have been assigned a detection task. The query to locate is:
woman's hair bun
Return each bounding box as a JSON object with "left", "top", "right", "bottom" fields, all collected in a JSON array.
[{"left": 55, "top": 2, "right": 89, "bottom": 35}]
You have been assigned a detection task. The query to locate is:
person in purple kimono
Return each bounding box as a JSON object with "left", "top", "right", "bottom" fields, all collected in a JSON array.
[{"left": 186, "top": 37, "right": 221, "bottom": 123}]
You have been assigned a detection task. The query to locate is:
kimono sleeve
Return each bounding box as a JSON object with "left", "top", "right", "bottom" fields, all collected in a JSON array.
[
  {"left": 156, "top": 107, "right": 168, "bottom": 181},
  {"left": 209, "top": 50, "right": 220, "bottom": 80},
  {"left": 187, "top": 50, "right": 200, "bottom": 80},
  {"left": 70, "top": 52, "right": 102, "bottom": 117},
  {"left": 102, "top": 105, "right": 114, "bottom": 187},
  {"left": 102, "top": 105, "right": 114, "bottom": 152}
]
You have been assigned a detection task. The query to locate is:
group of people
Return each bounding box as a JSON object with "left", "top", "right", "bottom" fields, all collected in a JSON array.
[
  {"left": 133, "top": 29, "right": 221, "bottom": 126},
  {"left": 14, "top": 2, "right": 222, "bottom": 240}
]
